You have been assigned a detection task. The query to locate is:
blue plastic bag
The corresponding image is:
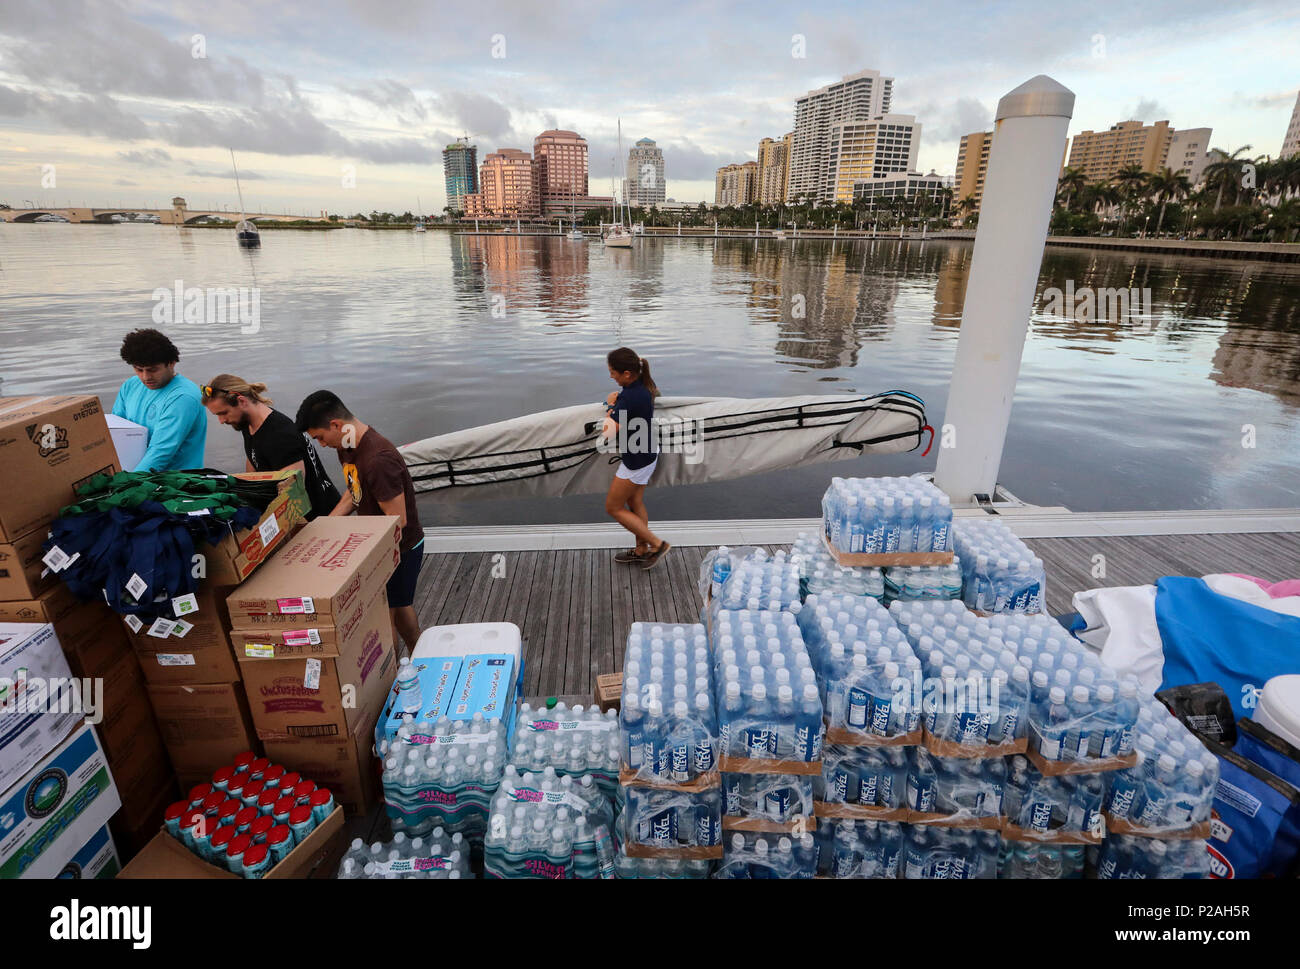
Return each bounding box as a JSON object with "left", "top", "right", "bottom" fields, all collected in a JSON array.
[{"left": 1203, "top": 735, "right": 1300, "bottom": 879}]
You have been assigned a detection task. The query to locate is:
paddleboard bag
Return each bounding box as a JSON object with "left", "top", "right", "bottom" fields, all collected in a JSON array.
[{"left": 402, "top": 391, "right": 928, "bottom": 502}]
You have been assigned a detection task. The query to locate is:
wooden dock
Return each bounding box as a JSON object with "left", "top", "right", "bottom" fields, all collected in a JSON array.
[{"left": 412, "top": 527, "right": 1300, "bottom": 699}]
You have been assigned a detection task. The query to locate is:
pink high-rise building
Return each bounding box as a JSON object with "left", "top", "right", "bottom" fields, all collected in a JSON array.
[
  {"left": 532, "top": 129, "right": 589, "bottom": 217},
  {"left": 477, "top": 148, "right": 536, "bottom": 216}
]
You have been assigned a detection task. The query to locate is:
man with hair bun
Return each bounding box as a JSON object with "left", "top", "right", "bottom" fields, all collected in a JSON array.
[
  {"left": 202, "top": 374, "right": 341, "bottom": 520},
  {"left": 112, "top": 327, "right": 207, "bottom": 471}
]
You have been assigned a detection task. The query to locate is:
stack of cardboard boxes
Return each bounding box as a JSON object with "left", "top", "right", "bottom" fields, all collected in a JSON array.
[
  {"left": 0, "top": 397, "right": 128, "bottom": 875},
  {"left": 120, "top": 469, "right": 311, "bottom": 804},
  {"left": 225, "top": 515, "right": 402, "bottom": 817}
]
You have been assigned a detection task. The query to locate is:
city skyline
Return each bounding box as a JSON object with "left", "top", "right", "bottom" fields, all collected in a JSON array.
[{"left": 1, "top": 0, "right": 1297, "bottom": 213}]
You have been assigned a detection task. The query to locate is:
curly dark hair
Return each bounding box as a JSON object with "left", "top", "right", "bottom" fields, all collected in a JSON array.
[{"left": 120, "top": 328, "right": 179, "bottom": 368}]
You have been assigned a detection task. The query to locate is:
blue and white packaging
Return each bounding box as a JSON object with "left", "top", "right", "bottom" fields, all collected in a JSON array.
[
  {"left": 0, "top": 622, "right": 85, "bottom": 794},
  {"left": 54, "top": 824, "right": 120, "bottom": 879},
  {"left": 0, "top": 723, "right": 122, "bottom": 879}
]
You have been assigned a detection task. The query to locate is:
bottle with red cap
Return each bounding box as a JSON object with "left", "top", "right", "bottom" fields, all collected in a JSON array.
[
  {"left": 248, "top": 814, "right": 274, "bottom": 845},
  {"left": 263, "top": 764, "right": 286, "bottom": 790},
  {"left": 241, "top": 779, "right": 266, "bottom": 809},
  {"left": 248, "top": 757, "right": 270, "bottom": 782},
  {"left": 187, "top": 783, "right": 213, "bottom": 809},
  {"left": 217, "top": 799, "right": 243, "bottom": 829},
  {"left": 165, "top": 801, "right": 190, "bottom": 839},
  {"left": 288, "top": 804, "right": 316, "bottom": 845},
  {"left": 210, "top": 825, "right": 237, "bottom": 861},
  {"left": 272, "top": 796, "right": 295, "bottom": 827},
  {"left": 211, "top": 765, "right": 235, "bottom": 794},
  {"left": 279, "top": 771, "right": 303, "bottom": 793},
  {"left": 235, "top": 806, "right": 259, "bottom": 836},
  {"left": 291, "top": 780, "right": 317, "bottom": 806},
  {"left": 200, "top": 791, "right": 225, "bottom": 819},
  {"left": 225, "top": 832, "right": 252, "bottom": 874},
  {"left": 227, "top": 773, "right": 248, "bottom": 802},
  {"left": 309, "top": 788, "right": 335, "bottom": 824},
  {"left": 257, "top": 788, "right": 279, "bottom": 816},
  {"left": 267, "top": 825, "right": 293, "bottom": 865},
  {"left": 232, "top": 751, "right": 256, "bottom": 774},
  {"left": 242, "top": 842, "right": 272, "bottom": 879}
]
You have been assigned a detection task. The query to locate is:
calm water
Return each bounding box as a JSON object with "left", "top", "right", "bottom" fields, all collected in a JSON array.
[{"left": 3, "top": 224, "right": 1299, "bottom": 526}]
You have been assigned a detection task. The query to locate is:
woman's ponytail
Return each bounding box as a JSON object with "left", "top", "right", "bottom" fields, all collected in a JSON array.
[{"left": 639, "top": 357, "right": 660, "bottom": 398}]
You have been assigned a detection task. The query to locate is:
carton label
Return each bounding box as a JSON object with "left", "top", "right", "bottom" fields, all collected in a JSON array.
[
  {"left": 404, "top": 732, "right": 491, "bottom": 747},
  {"left": 147, "top": 618, "right": 176, "bottom": 638},
  {"left": 276, "top": 596, "right": 315, "bottom": 615},
  {"left": 171, "top": 593, "right": 199, "bottom": 617},
  {"left": 123, "top": 615, "right": 143, "bottom": 634},
  {"left": 156, "top": 653, "right": 196, "bottom": 667},
  {"left": 244, "top": 644, "right": 276, "bottom": 659},
  {"left": 371, "top": 855, "right": 450, "bottom": 876},
  {"left": 303, "top": 658, "right": 322, "bottom": 691},
  {"left": 186, "top": 508, "right": 211, "bottom": 517},
  {"left": 125, "top": 573, "right": 148, "bottom": 600},
  {"left": 258, "top": 515, "right": 280, "bottom": 547},
  {"left": 504, "top": 786, "right": 588, "bottom": 812},
  {"left": 527, "top": 719, "right": 609, "bottom": 733},
  {"left": 283, "top": 628, "right": 321, "bottom": 647},
  {"left": 170, "top": 619, "right": 194, "bottom": 638}
]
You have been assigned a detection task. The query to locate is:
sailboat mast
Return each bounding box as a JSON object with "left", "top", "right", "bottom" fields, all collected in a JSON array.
[{"left": 230, "top": 148, "right": 248, "bottom": 221}]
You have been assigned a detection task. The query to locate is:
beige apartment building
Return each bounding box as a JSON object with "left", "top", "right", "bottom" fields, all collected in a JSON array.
[
  {"left": 757, "top": 134, "right": 792, "bottom": 204},
  {"left": 828, "top": 115, "right": 920, "bottom": 204},
  {"left": 1065, "top": 120, "right": 1173, "bottom": 181},
  {"left": 954, "top": 130, "right": 993, "bottom": 216},
  {"left": 714, "top": 161, "right": 759, "bottom": 206}
]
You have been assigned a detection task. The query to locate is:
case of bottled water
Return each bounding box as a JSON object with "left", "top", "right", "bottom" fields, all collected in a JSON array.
[
  {"left": 711, "top": 608, "right": 824, "bottom": 763},
  {"left": 709, "top": 549, "right": 802, "bottom": 612},
  {"left": 509, "top": 701, "right": 621, "bottom": 797},
  {"left": 821, "top": 476, "right": 955, "bottom": 556},
  {"left": 337, "top": 829, "right": 474, "bottom": 879},
  {"left": 817, "top": 743, "right": 910, "bottom": 811},
  {"left": 900, "top": 823, "right": 1001, "bottom": 879},
  {"left": 482, "top": 766, "right": 619, "bottom": 878},
  {"left": 614, "top": 851, "right": 715, "bottom": 878},
  {"left": 1003, "top": 753, "right": 1106, "bottom": 838},
  {"left": 379, "top": 712, "right": 509, "bottom": 838},
  {"left": 721, "top": 772, "right": 816, "bottom": 823},
  {"left": 905, "top": 746, "right": 1005, "bottom": 822},
  {"left": 1091, "top": 832, "right": 1211, "bottom": 878},
  {"left": 621, "top": 784, "right": 723, "bottom": 851},
  {"left": 620, "top": 622, "right": 718, "bottom": 782},
  {"left": 951, "top": 519, "right": 1046, "bottom": 614},
  {"left": 883, "top": 560, "right": 963, "bottom": 602},
  {"left": 797, "top": 593, "right": 919, "bottom": 741},
  {"left": 792, "top": 532, "right": 886, "bottom": 598},
  {"left": 998, "top": 839, "right": 1088, "bottom": 879},
  {"left": 715, "top": 830, "right": 818, "bottom": 878}
]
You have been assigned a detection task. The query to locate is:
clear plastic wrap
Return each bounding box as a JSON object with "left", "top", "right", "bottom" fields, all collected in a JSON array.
[
  {"left": 698, "top": 545, "right": 762, "bottom": 602},
  {"left": 336, "top": 830, "right": 473, "bottom": 879},
  {"left": 792, "top": 531, "right": 886, "bottom": 598},
  {"left": 1001, "top": 753, "right": 1105, "bottom": 842},
  {"left": 883, "top": 559, "right": 963, "bottom": 602},
  {"left": 900, "top": 823, "right": 1000, "bottom": 879},
  {"left": 722, "top": 772, "right": 816, "bottom": 825},
  {"left": 815, "top": 743, "right": 910, "bottom": 815},
  {"left": 711, "top": 550, "right": 802, "bottom": 611},
  {"left": 997, "top": 840, "right": 1088, "bottom": 879},
  {"left": 622, "top": 785, "right": 723, "bottom": 853},
  {"left": 482, "top": 767, "right": 618, "bottom": 878},
  {"left": 510, "top": 701, "right": 621, "bottom": 797},
  {"left": 951, "top": 518, "right": 1046, "bottom": 614},
  {"left": 821, "top": 475, "right": 954, "bottom": 555},
  {"left": 620, "top": 622, "right": 718, "bottom": 783},
  {"left": 1091, "top": 832, "right": 1211, "bottom": 879},
  {"left": 904, "top": 746, "right": 1005, "bottom": 824},
  {"left": 714, "top": 830, "right": 818, "bottom": 878},
  {"left": 379, "top": 713, "right": 508, "bottom": 836}
]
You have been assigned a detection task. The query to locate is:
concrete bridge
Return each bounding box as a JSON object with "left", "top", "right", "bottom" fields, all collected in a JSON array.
[{"left": 1, "top": 196, "right": 327, "bottom": 225}]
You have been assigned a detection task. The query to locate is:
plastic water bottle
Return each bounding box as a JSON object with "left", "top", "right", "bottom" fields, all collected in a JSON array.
[
  {"left": 711, "top": 547, "right": 732, "bottom": 599},
  {"left": 396, "top": 657, "right": 422, "bottom": 714},
  {"left": 1037, "top": 687, "right": 1070, "bottom": 761}
]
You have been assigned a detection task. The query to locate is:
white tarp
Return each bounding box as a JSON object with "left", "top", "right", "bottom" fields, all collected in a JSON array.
[{"left": 400, "top": 391, "right": 927, "bottom": 502}]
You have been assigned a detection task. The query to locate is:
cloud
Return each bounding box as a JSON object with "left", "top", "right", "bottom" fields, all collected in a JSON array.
[
  {"left": 185, "top": 167, "right": 268, "bottom": 180},
  {"left": 918, "top": 96, "right": 993, "bottom": 142},
  {"left": 1127, "top": 97, "right": 1170, "bottom": 121},
  {"left": 117, "top": 148, "right": 173, "bottom": 165},
  {"left": 114, "top": 178, "right": 139, "bottom": 185},
  {"left": 435, "top": 91, "right": 512, "bottom": 140}
]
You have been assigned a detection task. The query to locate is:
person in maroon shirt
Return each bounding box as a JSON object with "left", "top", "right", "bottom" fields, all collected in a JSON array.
[{"left": 296, "top": 390, "right": 423, "bottom": 654}]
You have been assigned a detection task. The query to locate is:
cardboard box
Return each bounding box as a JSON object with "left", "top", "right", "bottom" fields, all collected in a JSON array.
[
  {"left": 98, "top": 671, "right": 172, "bottom": 800},
  {"left": 58, "top": 824, "right": 122, "bottom": 879},
  {"left": 105, "top": 414, "right": 148, "bottom": 473},
  {"left": 197, "top": 469, "right": 311, "bottom": 587},
  {"left": 0, "top": 723, "right": 122, "bottom": 879},
  {"left": 238, "top": 585, "right": 396, "bottom": 741},
  {"left": 596, "top": 672, "right": 622, "bottom": 713},
  {"left": 225, "top": 515, "right": 401, "bottom": 627},
  {"left": 110, "top": 776, "right": 179, "bottom": 863},
  {"left": 117, "top": 805, "right": 344, "bottom": 879},
  {"left": 0, "top": 529, "right": 55, "bottom": 602},
  {"left": 126, "top": 582, "right": 241, "bottom": 685},
  {"left": 0, "top": 584, "right": 133, "bottom": 681},
  {"left": 262, "top": 717, "right": 381, "bottom": 817},
  {"left": 145, "top": 681, "right": 259, "bottom": 776},
  {"left": 0, "top": 396, "right": 120, "bottom": 543},
  {"left": 0, "top": 622, "right": 85, "bottom": 793}
]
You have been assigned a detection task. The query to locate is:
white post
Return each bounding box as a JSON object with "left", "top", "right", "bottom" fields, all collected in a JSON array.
[
  {"left": 833, "top": 223, "right": 838, "bottom": 239},
  {"left": 677, "top": 222, "right": 681, "bottom": 236},
  {"left": 714, "top": 219, "right": 718, "bottom": 237},
  {"left": 933, "top": 75, "right": 1075, "bottom": 503}
]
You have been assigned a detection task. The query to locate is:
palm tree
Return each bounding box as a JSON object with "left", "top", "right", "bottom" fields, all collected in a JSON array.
[
  {"left": 1145, "top": 167, "right": 1191, "bottom": 237},
  {"left": 1057, "top": 167, "right": 1086, "bottom": 212},
  {"left": 956, "top": 195, "right": 977, "bottom": 225},
  {"left": 1203, "top": 145, "right": 1260, "bottom": 211},
  {"left": 1109, "top": 165, "right": 1148, "bottom": 234}
]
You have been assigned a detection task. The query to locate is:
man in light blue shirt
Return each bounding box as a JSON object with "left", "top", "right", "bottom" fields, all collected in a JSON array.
[{"left": 111, "top": 328, "right": 207, "bottom": 472}]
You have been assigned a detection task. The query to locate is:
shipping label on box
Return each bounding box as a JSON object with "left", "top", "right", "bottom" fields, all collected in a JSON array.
[
  {"left": 57, "top": 823, "right": 121, "bottom": 879},
  {"left": 0, "top": 622, "right": 84, "bottom": 794},
  {"left": 126, "top": 582, "right": 241, "bottom": 685},
  {"left": 0, "top": 723, "right": 122, "bottom": 879},
  {"left": 0, "top": 396, "right": 120, "bottom": 543}
]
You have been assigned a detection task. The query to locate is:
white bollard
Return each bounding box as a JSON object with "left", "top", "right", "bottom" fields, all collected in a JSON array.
[{"left": 933, "top": 75, "right": 1075, "bottom": 504}]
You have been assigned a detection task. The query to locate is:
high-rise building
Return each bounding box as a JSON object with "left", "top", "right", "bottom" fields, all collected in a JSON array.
[
  {"left": 757, "top": 135, "right": 792, "bottom": 205},
  {"left": 1164, "top": 127, "right": 1213, "bottom": 186},
  {"left": 788, "top": 69, "right": 894, "bottom": 203},
  {"left": 442, "top": 139, "right": 478, "bottom": 213},
  {"left": 1065, "top": 120, "right": 1173, "bottom": 182},
  {"left": 478, "top": 148, "right": 537, "bottom": 216},
  {"left": 532, "top": 130, "right": 589, "bottom": 216},
  {"left": 851, "top": 171, "right": 950, "bottom": 215},
  {"left": 1281, "top": 91, "right": 1300, "bottom": 159},
  {"left": 828, "top": 114, "right": 920, "bottom": 203},
  {"left": 625, "top": 138, "right": 666, "bottom": 206},
  {"left": 714, "top": 162, "right": 759, "bottom": 206},
  {"left": 954, "top": 130, "right": 993, "bottom": 216}
]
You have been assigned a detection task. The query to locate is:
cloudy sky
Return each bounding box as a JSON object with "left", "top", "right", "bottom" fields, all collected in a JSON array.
[{"left": 1, "top": 0, "right": 1297, "bottom": 214}]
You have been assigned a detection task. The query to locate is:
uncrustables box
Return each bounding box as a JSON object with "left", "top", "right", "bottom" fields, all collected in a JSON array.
[
  {"left": 237, "top": 584, "right": 397, "bottom": 742},
  {"left": 0, "top": 723, "right": 122, "bottom": 879},
  {"left": 225, "top": 515, "right": 401, "bottom": 628},
  {"left": 0, "top": 396, "right": 119, "bottom": 544},
  {"left": 55, "top": 824, "right": 121, "bottom": 879},
  {"left": 0, "top": 622, "right": 84, "bottom": 794}
]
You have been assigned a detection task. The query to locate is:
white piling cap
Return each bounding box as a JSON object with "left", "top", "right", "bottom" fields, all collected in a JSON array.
[{"left": 996, "top": 75, "right": 1075, "bottom": 121}]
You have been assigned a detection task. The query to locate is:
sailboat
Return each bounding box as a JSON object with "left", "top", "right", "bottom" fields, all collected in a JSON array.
[
  {"left": 602, "top": 119, "right": 633, "bottom": 249},
  {"left": 567, "top": 187, "right": 584, "bottom": 240},
  {"left": 414, "top": 195, "right": 427, "bottom": 232},
  {"left": 230, "top": 149, "right": 260, "bottom": 248}
]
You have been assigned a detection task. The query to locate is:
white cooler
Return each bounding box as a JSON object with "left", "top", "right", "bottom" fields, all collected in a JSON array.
[{"left": 1254, "top": 674, "right": 1300, "bottom": 749}]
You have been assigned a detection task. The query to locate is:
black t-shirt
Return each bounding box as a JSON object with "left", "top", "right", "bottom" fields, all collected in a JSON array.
[
  {"left": 240, "top": 409, "right": 341, "bottom": 519},
  {"left": 613, "top": 379, "right": 657, "bottom": 470}
]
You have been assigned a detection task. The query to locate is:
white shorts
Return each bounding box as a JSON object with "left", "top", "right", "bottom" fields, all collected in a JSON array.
[{"left": 615, "top": 456, "right": 658, "bottom": 486}]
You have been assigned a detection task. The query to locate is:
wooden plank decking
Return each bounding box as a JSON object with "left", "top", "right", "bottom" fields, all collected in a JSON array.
[{"left": 413, "top": 530, "right": 1300, "bottom": 697}]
